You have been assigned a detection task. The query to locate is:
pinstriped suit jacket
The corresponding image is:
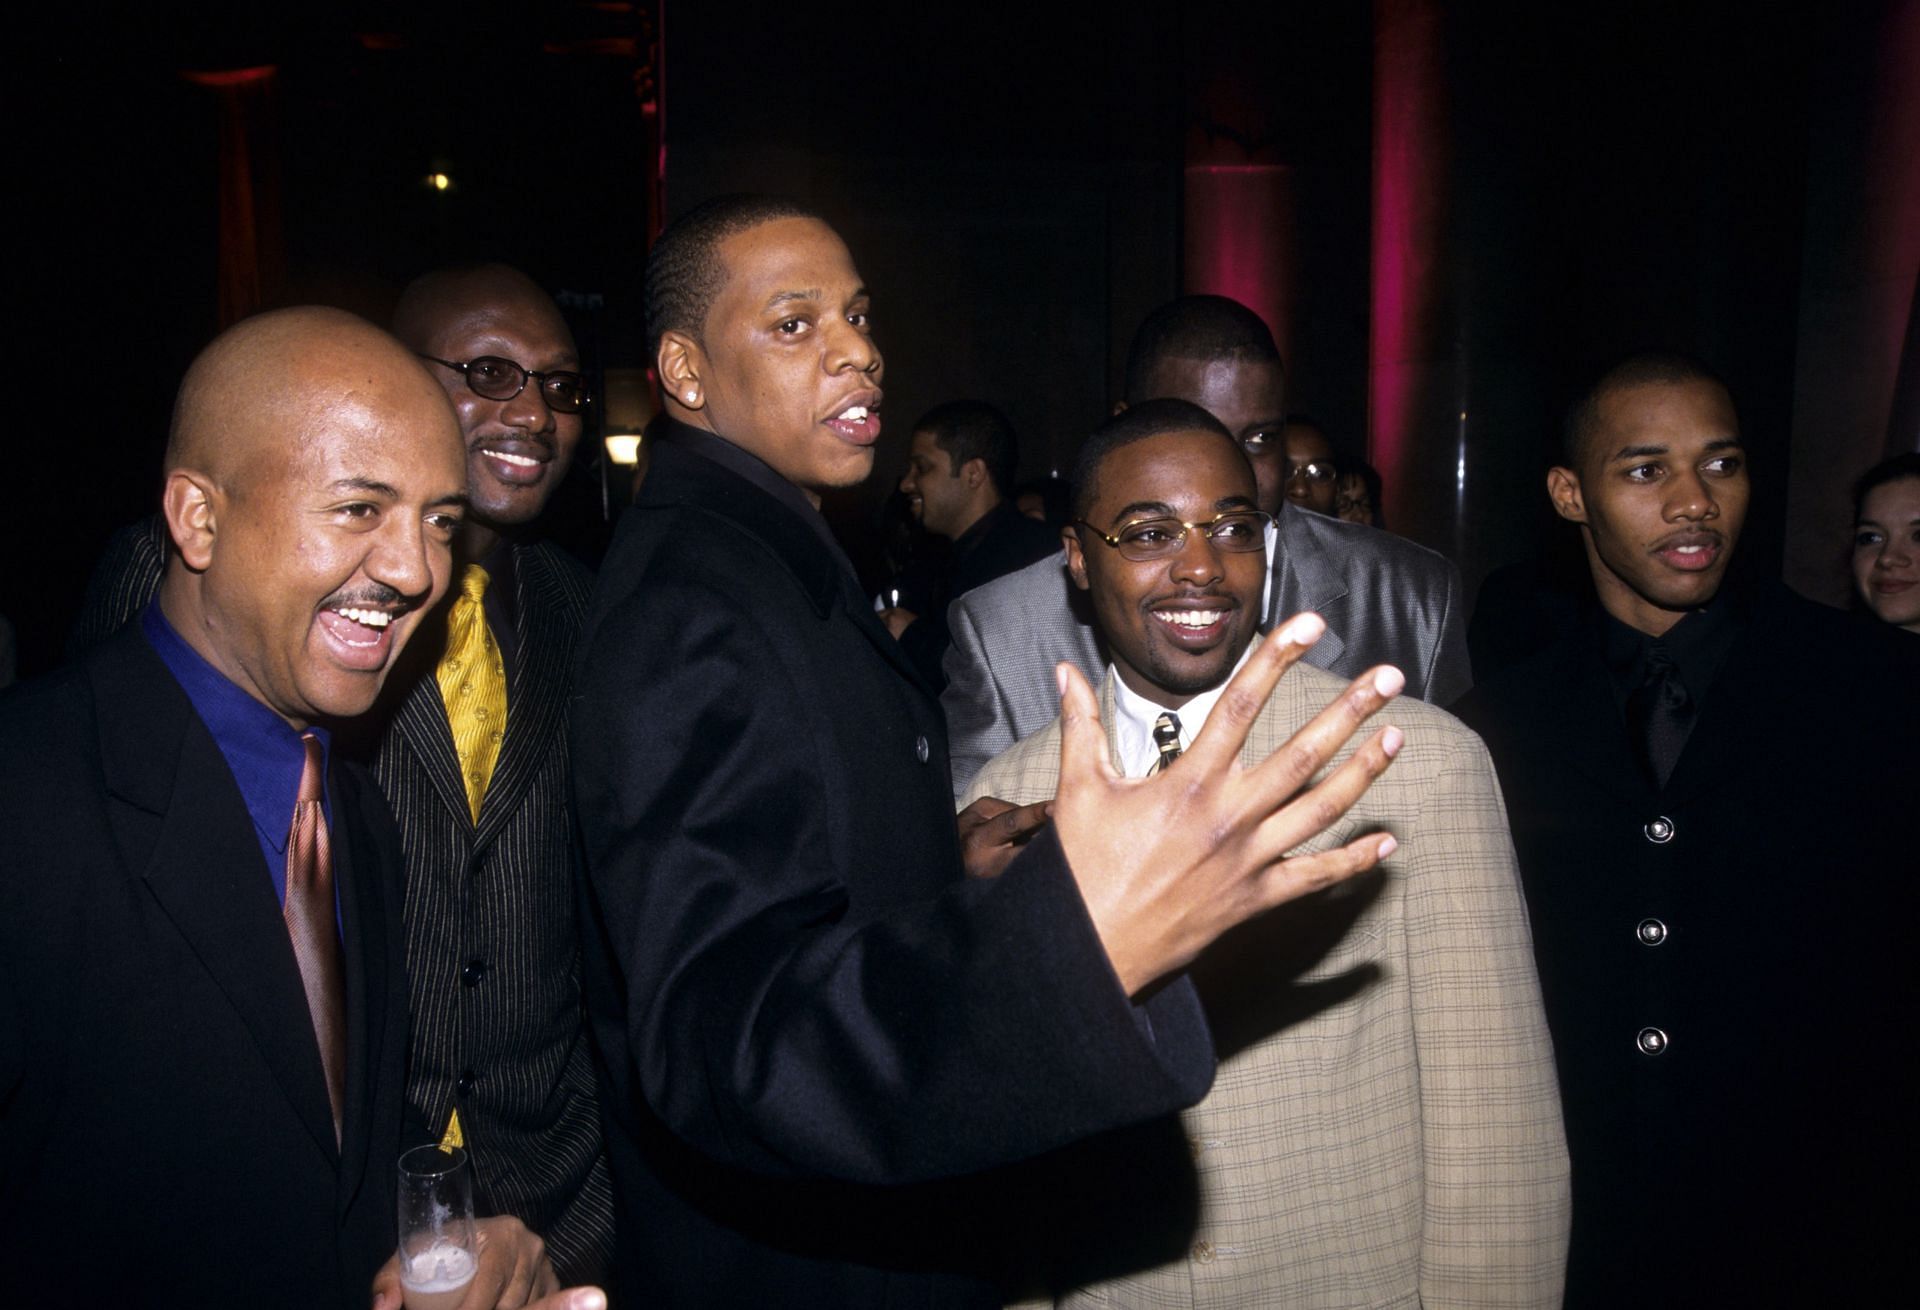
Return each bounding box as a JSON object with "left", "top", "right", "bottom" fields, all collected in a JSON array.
[
  {"left": 358, "top": 540, "right": 612, "bottom": 1284},
  {"left": 69, "top": 520, "right": 614, "bottom": 1285},
  {"left": 942, "top": 503, "right": 1471, "bottom": 798},
  {"left": 964, "top": 650, "right": 1569, "bottom": 1309}
]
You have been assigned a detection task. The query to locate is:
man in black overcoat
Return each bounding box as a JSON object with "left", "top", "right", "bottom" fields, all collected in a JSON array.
[{"left": 570, "top": 195, "right": 1411, "bottom": 1307}]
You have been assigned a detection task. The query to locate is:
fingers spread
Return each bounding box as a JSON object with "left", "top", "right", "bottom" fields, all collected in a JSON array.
[
  {"left": 1256, "top": 829, "right": 1399, "bottom": 911},
  {"left": 1255, "top": 723, "right": 1402, "bottom": 865},
  {"left": 1247, "top": 664, "right": 1403, "bottom": 805},
  {"left": 1182, "top": 613, "right": 1324, "bottom": 771}
]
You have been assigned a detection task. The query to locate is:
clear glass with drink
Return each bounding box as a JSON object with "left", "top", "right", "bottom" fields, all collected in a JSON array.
[{"left": 397, "top": 1144, "right": 479, "bottom": 1310}]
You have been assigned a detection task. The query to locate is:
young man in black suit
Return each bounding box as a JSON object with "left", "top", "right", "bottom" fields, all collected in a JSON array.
[
  {"left": 0, "top": 309, "right": 578, "bottom": 1307},
  {"left": 570, "top": 195, "right": 1410, "bottom": 1307},
  {"left": 1455, "top": 354, "right": 1919, "bottom": 1307}
]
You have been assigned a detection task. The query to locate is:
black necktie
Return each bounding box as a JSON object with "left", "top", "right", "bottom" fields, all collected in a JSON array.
[
  {"left": 1152, "top": 711, "right": 1183, "bottom": 773},
  {"left": 1626, "top": 643, "right": 1693, "bottom": 789}
]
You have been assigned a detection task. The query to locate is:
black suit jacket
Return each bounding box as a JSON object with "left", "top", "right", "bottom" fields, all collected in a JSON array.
[
  {"left": 570, "top": 433, "right": 1213, "bottom": 1308},
  {"left": 0, "top": 627, "right": 410, "bottom": 1306},
  {"left": 1455, "top": 583, "right": 1919, "bottom": 1307},
  {"left": 896, "top": 501, "right": 1060, "bottom": 690},
  {"left": 351, "top": 540, "right": 612, "bottom": 1284},
  {"left": 68, "top": 519, "right": 614, "bottom": 1284}
]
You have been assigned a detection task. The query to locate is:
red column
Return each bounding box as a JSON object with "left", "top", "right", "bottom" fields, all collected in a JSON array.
[
  {"left": 181, "top": 65, "right": 281, "bottom": 329},
  {"left": 1367, "top": 0, "right": 1453, "bottom": 550}
]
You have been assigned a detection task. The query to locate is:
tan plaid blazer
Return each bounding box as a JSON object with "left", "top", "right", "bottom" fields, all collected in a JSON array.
[{"left": 965, "top": 648, "right": 1570, "bottom": 1309}]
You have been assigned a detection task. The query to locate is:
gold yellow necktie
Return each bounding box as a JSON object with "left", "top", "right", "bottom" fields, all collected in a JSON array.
[{"left": 436, "top": 564, "right": 507, "bottom": 823}]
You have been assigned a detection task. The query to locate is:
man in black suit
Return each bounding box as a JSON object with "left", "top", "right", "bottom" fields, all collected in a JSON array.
[
  {"left": 570, "top": 195, "right": 1409, "bottom": 1308},
  {"left": 883, "top": 399, "right": 1059, "bottom": 687},
  {"left": 65, "top": 266, "right": 614, "bottom": 1288},
  {"left": 1455, "top": 354, "right": 1918, "bottom": 1307},
  {"left": 0, "top": 308, "right": 563, "bottom": 1305}
]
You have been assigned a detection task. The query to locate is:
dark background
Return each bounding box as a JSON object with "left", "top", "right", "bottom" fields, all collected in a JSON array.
[{"left": 12, "top": 0, "right": 1916, "bottom": 678}]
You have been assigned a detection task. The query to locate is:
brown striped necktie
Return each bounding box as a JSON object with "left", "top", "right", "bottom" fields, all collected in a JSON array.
[
  {"left": 286, "top": 731, "right": 347, "bottom": 1148},
  {"left": 1152, "top": 711, "right": 1184, "bottom": 773}
]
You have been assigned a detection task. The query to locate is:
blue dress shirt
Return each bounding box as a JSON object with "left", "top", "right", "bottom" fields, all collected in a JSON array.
[{"left": 142, "top": 602, "right": 331, "bottom": 908}]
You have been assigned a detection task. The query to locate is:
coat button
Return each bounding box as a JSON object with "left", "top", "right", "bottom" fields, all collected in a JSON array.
[
  {"left": 915, "top": 735, "right": 930, "bottom": 764},
  {"left": 1636, "top": 1026, "right": 1669, "bottom": 1055},
  {"left": 461, "top": 959, "right": 488, "bottom": 987},
  {"left": 1643, "top": 816, "right": 1675, "bottom": 844},
  {"left": 1191, "top": 1240, "right": 1216, "bottom": 1265},
  {"left": 456, "top": 1070, "right": 477, "bottom": 1096},
  {"left": 1636, "top": 918, "right": 1668, "bottom": 946}
]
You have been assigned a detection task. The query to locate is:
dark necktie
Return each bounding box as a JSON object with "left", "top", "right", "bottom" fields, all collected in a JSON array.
[
  {"left": 1626, "top": 643, "right": 1694, "bottom": 790},
  {"left": 1152, "top": 711, "right": 1184, "bottom": 773},
  {"left": 286, "top": 732, "right": 348, "bottom": 1147}
]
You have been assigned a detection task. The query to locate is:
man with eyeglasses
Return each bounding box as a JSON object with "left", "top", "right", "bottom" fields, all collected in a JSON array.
[
  {"left": 942, "top": 295, "right": 1473, "bottom": 796},
  {"left": 965, "top": 399, "right": 1568, "bottom": 1310},
  {"left": 69, "top": 264, "right": 614, "bottom": 1290},
  {"left": 1279, "top": 415, "right": 1340, "bottom": 516}
]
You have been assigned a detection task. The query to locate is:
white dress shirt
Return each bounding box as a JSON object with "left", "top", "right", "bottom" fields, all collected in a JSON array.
[{"left": 1107, "top": 643, "right": 1257, "bottom": 779}]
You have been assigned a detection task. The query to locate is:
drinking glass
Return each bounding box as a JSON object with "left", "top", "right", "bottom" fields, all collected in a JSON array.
[{"left": 397, "top": 1145, "right": 478, "bottom": 1310}]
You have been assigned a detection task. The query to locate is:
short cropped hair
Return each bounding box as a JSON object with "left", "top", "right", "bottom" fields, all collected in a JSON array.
[
  {"left": 1122, "top": 295, "right": 1283, "bottom": 404},
  {"left": 1854, "top": 451, "right": 1920, "bottom": 519},
  {"left": 1562, "top": 352, "right": 1730, "bottom": 468},
  {"left": 915, "top": 400, "right": 1019, "bottom": 497},
  {"left": 644, "top": 194, "right": 820, "bottom": 358},
  {"left": 1069, "top": 398, "right": 1237, "bottom": 521}
]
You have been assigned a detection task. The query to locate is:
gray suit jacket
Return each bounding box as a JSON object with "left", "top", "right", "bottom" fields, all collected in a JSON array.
[{"left": 942, "top": 503, "right": 1470, "bottom": 795}]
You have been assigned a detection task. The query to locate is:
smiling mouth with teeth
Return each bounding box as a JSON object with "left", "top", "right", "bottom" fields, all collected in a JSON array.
[
  {"left": 486, "top": 450, "right": 541, "bottom": 467},
  {"left": 1154, "top": 609, "right": 1229, "bottom": 629}
]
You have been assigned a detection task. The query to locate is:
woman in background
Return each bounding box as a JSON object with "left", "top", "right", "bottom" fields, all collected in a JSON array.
[{"left": 1851, "top": 451, "right": 1920, "bottom": 634}]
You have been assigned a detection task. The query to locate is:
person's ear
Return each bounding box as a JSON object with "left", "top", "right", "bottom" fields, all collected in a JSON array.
[
  {"left": 658, "top": 331, "right": 705, "bottom": 411},
  {"left": 162, "top": 470, "right": 219, "bottom": 571},
  {"left": 1064, "top": 525, "right": 1091, "bottom": 592},
  {"left": 962, "top": 456, "right": 987, "bottom": 490},
  {"left": 1546, "top": 466, "right": 1587, "bottom": 524}
]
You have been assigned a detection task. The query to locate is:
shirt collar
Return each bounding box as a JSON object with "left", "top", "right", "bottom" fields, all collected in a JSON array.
[
  {"left": 1600, "top": 586, "right": 1746, "bottom": 711},
  {"left": 1107, "top": 641, "right": 1257, "bottom": 778},
  {"left": 141, "top": 600, "right": 331, "bottom": 857},
  {"left": 661, "top": 417, "right": 858, "bottom": 576}
]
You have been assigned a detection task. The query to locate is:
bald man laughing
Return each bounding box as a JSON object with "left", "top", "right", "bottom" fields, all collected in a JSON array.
[
  {"left": 0, "top": 309, "right": 599, "bottom": 1310},
  {"left": 66, "top": 266, "right": 615, "bottom": 1290}
]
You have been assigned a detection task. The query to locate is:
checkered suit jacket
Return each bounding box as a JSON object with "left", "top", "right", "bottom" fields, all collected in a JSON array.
[{"left": 965, "top": 648, "right": 1569, "bottom": 1309}]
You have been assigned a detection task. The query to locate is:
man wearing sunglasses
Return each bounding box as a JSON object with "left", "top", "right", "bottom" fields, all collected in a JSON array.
[
  {"left": 68, "top": 265, "right": 613, "bottom": 1290},
  {"left": 965, "top": 399, "right": 1568, "bottom": 1309}
]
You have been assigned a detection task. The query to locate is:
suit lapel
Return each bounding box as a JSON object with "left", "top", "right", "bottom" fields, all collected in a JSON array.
[
  {"left": 329, "top": 768, "right": 388, "bottom": 1216},
  {"left": 390, "top": 649, "right": 474, "bottom": 831},
  {"left": 1538, "top": 638, "right": 1648, "bottom": 803},
  {"left": 91, "top": 637, "right": 343, "bottom": 1166},
  {"left": 842, "top": 568, "right": 943, "bottom": 702},
  {"left": 475, "top": 546, "right": 573, "bottom": 846},
  {"left": 1269, "top": 506, "right": 1348, "bottom": 670}
]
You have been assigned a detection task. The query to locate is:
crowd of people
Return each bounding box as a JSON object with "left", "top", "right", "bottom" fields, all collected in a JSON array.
[{"left": 1, "top": 194, "right": 1914, "bottom": 1310}]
